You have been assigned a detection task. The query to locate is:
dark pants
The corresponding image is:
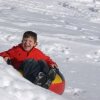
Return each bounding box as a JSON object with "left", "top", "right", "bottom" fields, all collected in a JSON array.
[{"left": 20, "top": 59, "right": 50, "bottom": 83}]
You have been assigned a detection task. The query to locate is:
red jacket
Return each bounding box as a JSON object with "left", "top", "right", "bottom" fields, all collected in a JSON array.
[{"left": 0, "top": 44, "right": 56, "bottom": 70}]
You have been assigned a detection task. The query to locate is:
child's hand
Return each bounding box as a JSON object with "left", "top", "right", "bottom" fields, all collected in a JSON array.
[
  {"left": 4, "top": 57, "right": 10, "bottom": 62},
  {"left": 50, "top": 64, "right": 58, "bottom": 68},
  {"left": 4, "top": 57, "right": 11, "bottom": 64}
]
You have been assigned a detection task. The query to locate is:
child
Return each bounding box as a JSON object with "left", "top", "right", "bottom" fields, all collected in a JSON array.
[{"left": 0, "top": 31, "right": 58, "bottom": 87}]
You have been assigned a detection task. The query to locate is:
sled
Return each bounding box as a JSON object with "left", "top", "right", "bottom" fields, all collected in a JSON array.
[
  {"left": 48, "top": 69, "right": 65, "bottom": 95},
  {"left": 19, "top": 68, "right": 65, "bottom": 95}
]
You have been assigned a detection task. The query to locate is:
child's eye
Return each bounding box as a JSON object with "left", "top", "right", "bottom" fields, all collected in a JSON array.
[
  {"left": 23, "top": 40, "right": 27, "bottom": 42},
  {"left": 29, "top": 40, "right": 32, "bottom": 43}
]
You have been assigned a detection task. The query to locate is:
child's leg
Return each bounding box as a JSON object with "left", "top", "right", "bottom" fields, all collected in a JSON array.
[
  {"left": 37, "top": 60, "right": 56, "bottom": 88},
  {"left": 20, "top": 59, "right": 56, "bottom": 87},
  {"left": 38, "top": 60, "right": 56, "bottom": 80},
  {"left": 37, "top": 60, "right": 50, "bottom": 74},
  {"left": 33, "top": 60, "right": 49, "bottom": 85},
  {"left": 21, "top": 59, "right": 41, "bottom": 83}
]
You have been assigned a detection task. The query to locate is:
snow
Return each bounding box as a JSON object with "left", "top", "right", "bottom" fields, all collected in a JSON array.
[{"left": 0, "top": 0, "right": 100, "bottom": 100}]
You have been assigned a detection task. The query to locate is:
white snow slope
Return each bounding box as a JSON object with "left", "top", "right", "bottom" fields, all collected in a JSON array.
[{"left": 0, "top": 0, "right": 100, "bottom": 100}]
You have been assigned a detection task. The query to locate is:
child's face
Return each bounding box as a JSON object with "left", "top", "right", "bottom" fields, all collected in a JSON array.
[{"left": 22, "top": 37, "right": 37, "bottom": 51}]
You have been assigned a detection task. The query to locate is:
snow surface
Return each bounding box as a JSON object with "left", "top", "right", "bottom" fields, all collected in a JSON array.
[{"left": 0, "top": 0, "right": 100, "bottom": 100}]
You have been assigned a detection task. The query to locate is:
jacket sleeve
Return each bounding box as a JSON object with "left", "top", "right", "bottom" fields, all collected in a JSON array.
[
  {"left": 0, "top": 51, "right": 10, "bottom": 58},
  {"left": 36, "top": 49, "right": 57, "bottom": 67},
  {"left": 0, "top": 46, "right": 16, "bottom": 59},
  {"left": 44, "top": 55, "right": 57, "bottom": 65}
]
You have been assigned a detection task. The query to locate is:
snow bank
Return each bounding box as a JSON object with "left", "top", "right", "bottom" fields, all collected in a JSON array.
[{"left": 0, "top": 57, "right": 66, "bottom": 100}]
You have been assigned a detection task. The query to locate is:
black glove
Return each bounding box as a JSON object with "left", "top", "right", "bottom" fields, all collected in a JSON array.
[{"left": 7, "top": 59, "right": 11, "bottom": 65}]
